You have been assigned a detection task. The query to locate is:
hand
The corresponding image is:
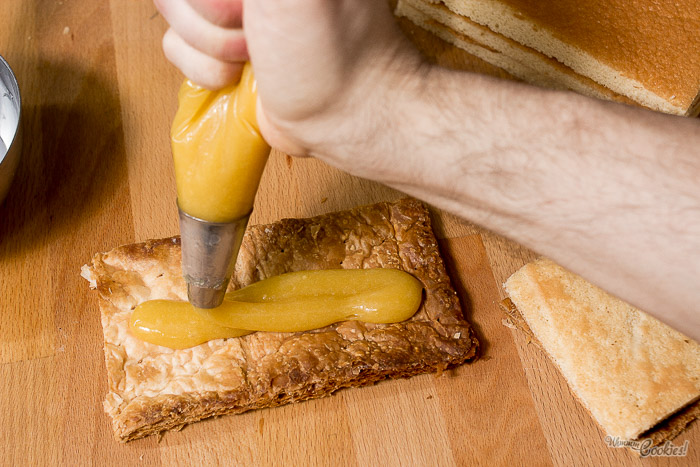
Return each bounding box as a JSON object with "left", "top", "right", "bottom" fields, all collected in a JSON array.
[
  {"left": 155, "top": 0, "right": 248, "bottom": 89},
  {"left": 242, "top": 0, "right": 426, "bottom": 163},
  {"left": 154, "top": 0, "right": 428, "bottom": 176}
]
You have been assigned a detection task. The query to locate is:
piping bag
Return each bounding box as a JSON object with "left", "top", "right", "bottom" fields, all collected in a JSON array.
[{"left": 171, "top": 63, "right": 270, "bottom": 308}]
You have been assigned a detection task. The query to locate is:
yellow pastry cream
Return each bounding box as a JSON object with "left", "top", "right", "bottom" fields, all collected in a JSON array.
[
  {"left": 171, "top": 62, "right": 270, "bottom": 222},
  {"left": 130, "top": 269, "right": 424, "bottom": 349}
]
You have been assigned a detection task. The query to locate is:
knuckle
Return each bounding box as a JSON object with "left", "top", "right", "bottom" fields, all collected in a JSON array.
[
  {"left": 191, "top": 0, "right": 242, "bottom": 27},
  {"left": 162, "top": 30, "right": 179, "bottom": 60},
  {"left": 153, "top": 0, "right": 166, "bottom": 13},
  {"left": 211, "top": 0, "right": 243, "bottom": 26},
  {"left": 198, "top": 62, "right": 242, "bottom": 90},
  {"left": 217, "top": 35, "right": 248, "bottom": 61}
]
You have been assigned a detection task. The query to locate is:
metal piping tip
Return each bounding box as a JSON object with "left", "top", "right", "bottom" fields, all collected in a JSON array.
[{"left": 178, "top": 207, "right": 251, "bottom": 309}]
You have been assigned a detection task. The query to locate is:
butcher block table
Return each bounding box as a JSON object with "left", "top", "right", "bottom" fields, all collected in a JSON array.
[{"left": 0, "top": 1, "right": 697, "bottom": 465}]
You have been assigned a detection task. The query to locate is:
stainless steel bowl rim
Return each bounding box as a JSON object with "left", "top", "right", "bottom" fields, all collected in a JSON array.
[
  {"left": 0, "top": 54, "right": 22, "bottom": 205},
  {"left": 0, "top": 54, "right": 21, "bottom": 159}
]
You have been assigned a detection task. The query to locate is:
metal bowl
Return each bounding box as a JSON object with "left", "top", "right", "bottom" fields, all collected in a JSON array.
[{"left": 0, "top": 54, "right": 21, "bottom": 205}]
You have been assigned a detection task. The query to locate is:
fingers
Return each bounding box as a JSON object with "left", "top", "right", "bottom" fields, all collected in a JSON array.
[
  {"left": 186, "top": 0, "right": 243, "bottom": 27},
  {"left": 163, "top": 28, "right": 244, "bottom": 90},
  {"left": 155, "top": 0, "right": 246, "bottom": 63}
]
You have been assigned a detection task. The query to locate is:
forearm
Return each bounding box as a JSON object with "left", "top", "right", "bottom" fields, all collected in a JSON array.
[
  {"left": 158, "top": 0, "right": 700, "bottom": 339},
  {"left": 360, "top": 67, "right": 700, "bottom": 340}
]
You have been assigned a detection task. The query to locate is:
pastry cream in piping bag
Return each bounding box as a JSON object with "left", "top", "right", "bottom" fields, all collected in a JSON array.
[{"left": 172, "top": 62, "right": 270, "bottom": 222}]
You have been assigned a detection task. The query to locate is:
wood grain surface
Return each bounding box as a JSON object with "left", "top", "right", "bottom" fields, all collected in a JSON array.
[{"left": 0, "top": 1, "right": 697, "bottom": 465}]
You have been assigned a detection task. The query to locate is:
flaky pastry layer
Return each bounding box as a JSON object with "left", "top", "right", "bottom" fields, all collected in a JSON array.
[{"left": 82, "top": 199, "right": 478, "bottom": 442}]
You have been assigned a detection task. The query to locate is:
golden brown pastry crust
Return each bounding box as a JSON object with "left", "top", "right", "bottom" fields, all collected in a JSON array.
[
  {"left": 396, "top": 0, "right": 639, "bottom": 108},
  {"left": 82, "top": 199, "right": 478, "bottom": 442},
  {"left": 501, "top": 297, "right": 700, "bottom": 447},
  {"left": 504, "top": 259, "right": 700, "bottom": 441}
]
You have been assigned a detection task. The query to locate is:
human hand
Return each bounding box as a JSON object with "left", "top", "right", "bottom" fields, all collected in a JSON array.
[
  {"left": 154, "top": 0, "right": 248, "bottom": 89},
  {"left": 154, "top": 0, "right": 427, "bottom": 176}
]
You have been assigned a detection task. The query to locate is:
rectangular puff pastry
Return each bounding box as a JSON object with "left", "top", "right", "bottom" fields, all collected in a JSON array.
[
  {"left": 503, "top": 258, "right": 700, "bottom": 445},
  {"left": 82, "top": 198, "right": 478, "bottom": 442}
]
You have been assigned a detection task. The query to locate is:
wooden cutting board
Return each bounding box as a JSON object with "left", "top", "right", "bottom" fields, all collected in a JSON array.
[{"left": 0, "top": 1, "right": 697, "bottom": 465}]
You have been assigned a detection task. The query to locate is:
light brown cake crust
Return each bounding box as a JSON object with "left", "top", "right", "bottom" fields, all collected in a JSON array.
[
  {"left": 432, "top": 0, "right": 700, "bottom": 115},
  {"left": 396, "top": 0, "right": 639, "bottom": 106},
  {"left": 82, "top": 199, "right": 478, "bottom": 442},
  {"left": 501, "top": 295, "right": 699, "bottom": 447},
  {"left": 397, "top": 0, "right": 700, "bottom": 116}
]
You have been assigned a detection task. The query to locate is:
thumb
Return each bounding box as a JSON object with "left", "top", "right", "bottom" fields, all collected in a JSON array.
[{"left": 255, "top": 97, "right": 309, "bottom": 158}]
